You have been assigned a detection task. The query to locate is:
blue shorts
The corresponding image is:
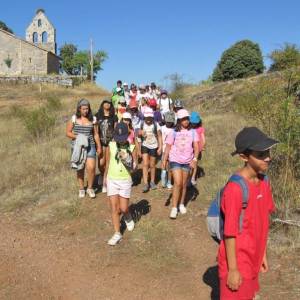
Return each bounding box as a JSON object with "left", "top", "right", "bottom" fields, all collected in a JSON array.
[
  {"left": 169, "top": 161, "right": 191, "bottom": 173},
  {"left": 71, "top": 144, "right": 96, "bottom": 159}
]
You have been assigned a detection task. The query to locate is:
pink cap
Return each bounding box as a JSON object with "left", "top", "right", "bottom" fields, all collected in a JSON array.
[
  {"left": 144, "top": 107, "right": 154, "bottom": 118},
  {"left": 177, "top": 109, "right": 190, "bottom": 119},
  {"left": 122, "top": 112, "right": 132, "bottom": 120}
]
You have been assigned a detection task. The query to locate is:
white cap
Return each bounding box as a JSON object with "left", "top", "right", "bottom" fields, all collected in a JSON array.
[
  {"left": 144, "top": 107, "right": 154, "bottom": 118},
  {"left": 122, "top": 112, "right": 132, "bottom": 120},
  {"left": 123, "top": 82, "right": 128, "bottom": 86},
  {"left": 139, "top": 84, "right": 146, "bottom": 89}
]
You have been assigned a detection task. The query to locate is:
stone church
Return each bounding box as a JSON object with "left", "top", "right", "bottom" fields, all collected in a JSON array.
[{"left": 0, "top": 9, "right": 60, "bottom": 76}]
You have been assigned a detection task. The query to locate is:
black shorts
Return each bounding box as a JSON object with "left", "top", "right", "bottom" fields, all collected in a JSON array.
[{"left": 141, "top": 146, "right": 158, "bottom": 157}]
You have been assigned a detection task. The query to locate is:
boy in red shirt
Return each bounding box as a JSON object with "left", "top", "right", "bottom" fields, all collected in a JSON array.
[{"left": 218, "top": 127, "right": 278, "bottom": 300}]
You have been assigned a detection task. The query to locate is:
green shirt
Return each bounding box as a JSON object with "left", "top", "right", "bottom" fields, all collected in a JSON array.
[{"left": 107, "top": 142, "right": 135, "bottom": 180}]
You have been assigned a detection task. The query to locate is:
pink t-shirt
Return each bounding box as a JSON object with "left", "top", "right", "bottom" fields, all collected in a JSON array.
[
  {"left": 195, "top": 127, "right": 205, "bottom": 151},
  {"left": 166, "top": 129, "right": 199, "bottom": 164}
]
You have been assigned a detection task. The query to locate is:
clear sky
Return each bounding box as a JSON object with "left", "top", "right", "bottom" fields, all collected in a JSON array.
[{"left": 1, "top": 0, "right": 300, "bottom": 89}]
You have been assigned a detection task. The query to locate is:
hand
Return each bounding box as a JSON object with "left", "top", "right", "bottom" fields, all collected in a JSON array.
[
  {"left": 260, "top": 255, "right": 269, "bottom": 273},
  {"left": 96, "top": 146, "right": 102, "bottom": 156},
  {"left": 157, "top": 147, "right": 162, "bottom": 156},
  {"left": 138, "top": 130, "right": 144, "bottom": 137},
  {"left": 190, "top": 159, "right": 197, "bottom": 169},
  {"left": 161, "top": 160, "right": 166, "bottom": 170},
  {"left": 138, "top": 151, "right": 142, "bottom": 159},
  {"left": 227, "top": 269, "right": 242, "bottom": 291}
]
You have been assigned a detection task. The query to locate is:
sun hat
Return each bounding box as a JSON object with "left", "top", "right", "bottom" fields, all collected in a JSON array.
[
  {"left": 114, "top": 122, "right": 129, "bottom": 143},
  {"left": 177, "top": 109, "right": 190, "bottom": 120},
  {"left": 164, "top": 111, "right": 176, "bottom": 123},
  {"left": 173, "top": 99, "right": 183, "bottom": 108},
  {"left": 77, "top": 98, "right": 90, "bottom": 108},
  {"left": 148, "top": 98, "right": 157, "bottom": 108},
  {"left": 143, "top": 107, "right": 154, "bottom": 118},
  {"left": 122, "top": 112, "right": 132, "bottom": 120},
  {"left": 160, "top": 89, "right": 168, "bottom": 95},
  {"left": 190, "top": 111, "right": 201, "bottom": 124},
  {"left": 231, "top": 127, "right": 279, "bottom": 156}
]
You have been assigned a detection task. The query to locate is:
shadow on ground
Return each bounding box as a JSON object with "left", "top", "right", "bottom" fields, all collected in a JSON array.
[{"left": 203, "top": 265, "right": 220, "bottom": 300}]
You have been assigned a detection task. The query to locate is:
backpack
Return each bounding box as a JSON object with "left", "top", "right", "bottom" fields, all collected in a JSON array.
[
  {"left": 159, "top": 97, "right": 171, "bottom": 111},
  {"left": 206, "top": 174, "right": 269, "bottom": 243},
  {"left": 140, "top": 120, "right": 158, "bottom": 138}
]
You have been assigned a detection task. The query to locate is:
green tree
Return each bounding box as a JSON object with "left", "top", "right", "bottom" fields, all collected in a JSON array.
[
  {"left": 0, "top": 20, "right": 13, "bottom": 33},
  {"left": 269, "top": 43, "right": 300, "bottom": 71},
  {"left": 212, "top": 40, "right": 264, "bottom": 82},
  {"left": 59, "top": 44, "right": 108, "bottom": 80}
]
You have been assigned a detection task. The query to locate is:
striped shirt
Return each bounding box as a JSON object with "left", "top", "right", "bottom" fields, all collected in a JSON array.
[{"left": 71, "top": 116, "right": 96, "bottom": 146}]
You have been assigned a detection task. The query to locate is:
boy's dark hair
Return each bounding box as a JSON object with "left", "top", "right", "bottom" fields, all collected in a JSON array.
[{"left": 117, "top": 80, "right": 122, "bottom": 85}]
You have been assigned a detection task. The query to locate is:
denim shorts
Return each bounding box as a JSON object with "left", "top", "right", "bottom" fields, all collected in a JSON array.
[
  {"left": 71, "top": 144, "right": 96, "bottom": 159},
  {"left": 169, "top": 161, "right": 191, "bottom": 173},
  {"left": 141, "top": 146, "right": 158, "bottom": 157}
]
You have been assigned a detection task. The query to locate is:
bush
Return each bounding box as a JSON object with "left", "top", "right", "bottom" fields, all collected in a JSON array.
[
  {"left": 45, "top": 94, "right": 62, "bottom": 111},
  {"left": 233, "top": 71, "right": 300, "bottom": 218},
  {"left": 23, "top": 107, "right": 56, "bottom": 140},
  {"left": 269, "top": 43, "right": 300, "bottom": 72},
  {"left": 212, "top": 40, "right": 264, "bottom": 82}
]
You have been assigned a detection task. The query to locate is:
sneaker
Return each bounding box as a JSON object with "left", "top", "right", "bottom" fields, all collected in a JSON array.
[
  {"left": 161, "top": 170, "right": 167, "bottom": 188},
  {"left": 86, "top": 188, "right": 96, "bottom": 198},
  {"left": 78, "top": 189, "right": 85, "bottom": 198},
  {"left": 167, "top": 181, "right": 173, "bottom": 189},
  {"left": 179, "top": 204, "right": 187, "bottom": 214},
  {"left": 150, "top": 182, "right": 157, "bottom": 190},
  {"left": 107, "top": 232, "right": 122, "bottom": 246},
  {"left": 169, "top": 207, "right": 178, "bottom": 219},
  {"left": 102, "top": 185, "right": 107, "bottom": 193},
  {"left": 142, "top": 184, "right": 149, "bottom": 193},
  {"left": 124, "top": 218, "right": 135, "bottom": 231},
  {"left": 191, "top": 178, "right": 197, "bottom": 186}
]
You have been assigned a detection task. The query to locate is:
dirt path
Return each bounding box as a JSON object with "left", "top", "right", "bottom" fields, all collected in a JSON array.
[{"left": 0, "top": 185, "right": 298, "bottom": 299}]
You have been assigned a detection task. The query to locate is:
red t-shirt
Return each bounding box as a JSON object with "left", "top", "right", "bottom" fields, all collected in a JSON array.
[{"left": 218, "top": 175, "right": 275, "bottom": 280}]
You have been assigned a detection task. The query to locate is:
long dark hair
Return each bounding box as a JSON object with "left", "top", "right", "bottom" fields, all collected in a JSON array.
[
  {"left": 76, "top": 101, "right": 93, "bottom": 122},
  {"left": 96, "top": 100, "right": 115, "bottom": 120},
  {"left": 175, "top": 118, "right": 192, "bottom": 132}
]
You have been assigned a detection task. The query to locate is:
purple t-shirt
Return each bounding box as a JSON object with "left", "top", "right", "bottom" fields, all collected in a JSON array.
[{"left": 166, "top": 129, "right": 199, "bottom": 164}]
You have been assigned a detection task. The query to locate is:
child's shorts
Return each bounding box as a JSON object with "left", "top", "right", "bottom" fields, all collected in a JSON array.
[
  {"left": 220, "top": 276, "right": 259, "bottom": 300},
  {"left": 141, "top": 146, "right": 158, "bottom": 157},
  {"left": 169, "top": 161, "right": 191, "bottom": 173},
  {"left": 107, "top": 178, "right": 132, "bottom": 199}
]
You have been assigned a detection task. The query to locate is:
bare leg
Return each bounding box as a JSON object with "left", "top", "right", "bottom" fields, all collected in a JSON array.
[
  {"left": 86, "top": 158, "right": 96, "bottom": 189},
  {"left": 180, "top": 170, "right": 190, "bottom": 205},
  {"left": 109, "top": 195, "right": 121, "bottom": 233},
  {"left": 142, "top": 153, "right": 150, "bottom": 185},
  {"left": 77, "top": 169, "right": 85, "bottom": 189},
  {"left": 149, "top": 156, "right": 156, "bottom": 183},
  {"left": 171, "top": 169, "right": 183, "bottom": 208}
]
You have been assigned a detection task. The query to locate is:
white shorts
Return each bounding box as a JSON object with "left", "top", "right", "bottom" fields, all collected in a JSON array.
[{"left": 107, "top": 178, "right": 132, "bottom": 199}]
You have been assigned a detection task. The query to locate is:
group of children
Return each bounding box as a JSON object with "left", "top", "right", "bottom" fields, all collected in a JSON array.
[{"left": 67, "top": 80, "right": 278, "bottom": 300}]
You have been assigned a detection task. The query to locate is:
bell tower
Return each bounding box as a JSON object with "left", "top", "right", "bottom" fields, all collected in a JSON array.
[{"left": 26, "top": 9, "right": 57, "bottom": 54}]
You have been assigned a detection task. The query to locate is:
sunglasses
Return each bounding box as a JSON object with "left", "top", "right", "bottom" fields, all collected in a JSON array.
[{"left": 251, "top": 149, "right": 271, "bottom": 160}]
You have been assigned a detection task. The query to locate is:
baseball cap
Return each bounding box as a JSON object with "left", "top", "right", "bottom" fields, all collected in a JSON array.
[
  {"left": 148, "top": 98, "right": 157, "bottom": 108},
  {"left": 122, "top": 112, "right": 132, "bottom": 120},
  {"left": 232, "top": 127, "right": 279, "bottom": 156},
  {"left": 177, "top": 109, "right": 189, "bottom": 120},
  {"left": 144, "top": 107, "right": 154, "bottom": 118},
  {"left": 174, "top": 99, "right": 183, "bottom": 108},
  {"left": 114, "top": 122, "right": 129, "bottom": 143},
  {"left": 164, "top": 111, "right": 176, "bottom": 123},
  {"left": 190, "top": 111, "right": 201, "bottom": 124},
  {"left": 139, "top": 84, "right": 146, "bottom": 90},
  {"left": 160, "top": 89, "right": 168, "bottom": 95},
  {"left": 123, "top": 82, "right": 128, "bottom": 86}
]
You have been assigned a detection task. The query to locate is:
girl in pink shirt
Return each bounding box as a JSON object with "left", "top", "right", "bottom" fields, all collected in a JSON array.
[
  {"left": 190, "top": 111, "right": 206, "bottom": 185},
  {"left": 162, "top": 109, "right": 199, "bottom": 219}
]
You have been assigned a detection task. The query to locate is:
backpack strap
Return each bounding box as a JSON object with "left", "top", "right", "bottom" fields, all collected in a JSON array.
[
  {"left": 71, "top": 115, "right": 76, "bottom": 124},
  {"left": 227, "top": 174, "right": 249, "bottom": 233}
]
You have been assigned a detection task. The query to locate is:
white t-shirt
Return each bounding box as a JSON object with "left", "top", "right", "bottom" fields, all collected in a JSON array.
[
  {"left": 161, "top": 125, "right": 173, "bottom": 152},
  {"left": 159, "top": 97, "right": 172, "bottom": 115},
  {"left": 140, "top": 122, "right": 161, "bottom": 149},
  {"left": 137, "top": 92, "right": 151, "bottom": 104}
]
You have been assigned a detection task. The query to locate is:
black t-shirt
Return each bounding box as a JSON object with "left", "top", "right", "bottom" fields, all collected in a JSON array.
[{"left": 97, "top": 114, "right": 118, "bottom": 146}]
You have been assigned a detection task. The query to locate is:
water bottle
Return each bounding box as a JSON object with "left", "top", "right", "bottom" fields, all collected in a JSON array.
[{"left": 161, "top": 169, "right": 167, "bottom": 188}]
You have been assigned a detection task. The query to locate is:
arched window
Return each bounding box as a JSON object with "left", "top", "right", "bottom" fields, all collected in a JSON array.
[
  {"left": 38, "top": 19, "right": 42, "bottom": 27},
  {"left": 42, "top": 31, "right": 48, "bottom": 43},
  {"left": 33, "top": 32, "right": 38, "bottom": 43}
]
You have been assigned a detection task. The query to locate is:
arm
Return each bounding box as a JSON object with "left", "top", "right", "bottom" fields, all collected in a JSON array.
[
  {"left": 157, "top": 130, "right": 162, "bottom": 156},
  {"left": 260, "top": 247, "right": 269, "bottom": 273},
  {"left": 93, "top": 124, "right": 102, "bottom": 155},
  {"left": 190, "top": 140, "right": 199, "bottom": 169},
  {"left": 200, "top": 133, "right": 206, "bottom": 150},
  {"left": 103, "top": 147, "right": 110, "bottom": 186},
  {"left": 66, "top": 121, "right": 76, "bottom": 140},
  {"left": 224, "top": 237, "right": 242, "bottom": 291},
  {"left": 161, "top": 144, "right": 171, "bottom": 170}
]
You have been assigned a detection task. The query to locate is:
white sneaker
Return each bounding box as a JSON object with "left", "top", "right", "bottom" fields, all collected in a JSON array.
[
  {"left": 169, "top": 207, "right": 178, "bottom": 219},
  {"left": 125, "top": 219, "right": 135, "bottom": 231},
  {"left": 167, "top": 182, "right": 173, "bottom": 189},
  {"left": 179, "top": 204, "right": 187, "bottom": 214},
  {"left": 86, "top": 188, "right": 96, "bottom": 198},
  {"left": 78, "top": 189, "right": 85, "bottom": 198},
  {"left": 102, "top": 185, "right": 107, "bottom": 193},
  {"left": 107, "top": 232, "right": 122, "bottom": 246}
]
